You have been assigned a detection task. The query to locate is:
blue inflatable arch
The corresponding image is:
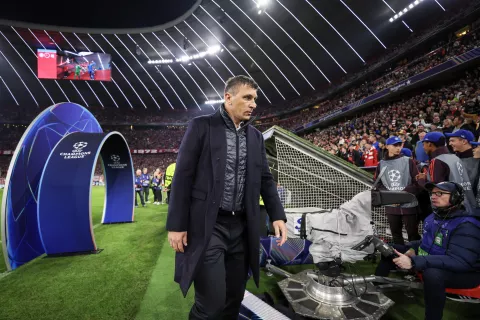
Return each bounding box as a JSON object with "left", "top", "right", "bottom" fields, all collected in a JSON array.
[
  {"left": 37, "top": 131, "right": 134, "bottom": 256},
  {"left": 1, "top": 103, "right": 103, "bottom": 270}
]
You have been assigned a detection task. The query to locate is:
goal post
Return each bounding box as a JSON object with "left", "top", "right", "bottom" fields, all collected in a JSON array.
[{"left": 262, "top": 126, "right": 389, "bottom": 238}]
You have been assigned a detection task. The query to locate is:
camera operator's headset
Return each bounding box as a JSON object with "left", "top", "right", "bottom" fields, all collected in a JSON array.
[
  {"left": 423, "top": 181, "right": 464, "bottom": 256},
  {"left": 446, "top": 182, "right": 465, "bottom": 208}
]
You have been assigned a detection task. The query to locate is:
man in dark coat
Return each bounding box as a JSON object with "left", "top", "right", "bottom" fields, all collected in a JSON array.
[{"left": 166, "top": 75, "right": 288, "bottom": 319}]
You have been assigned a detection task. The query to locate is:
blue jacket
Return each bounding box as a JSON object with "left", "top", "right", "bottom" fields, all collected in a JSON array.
[{"left": 410, "top": 208, "right": 480, "bottom": 273}]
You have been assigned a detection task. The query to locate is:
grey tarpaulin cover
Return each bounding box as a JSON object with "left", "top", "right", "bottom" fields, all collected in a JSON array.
[{"left": 286, "top": 191, "right": 373, "bottom": 263}]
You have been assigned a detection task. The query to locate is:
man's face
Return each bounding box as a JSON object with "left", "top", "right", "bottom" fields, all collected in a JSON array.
[
  {"left": 386, "top": 143, "right": 402, "bottom": 156},
  {"left": 430, "top": 187, "right": 451, "bottom": 207},
  {"left": 136, "top": 170, "right": 141, "bottom": 176},
  {"left": 449, "top": 137, "right": 469, "bottom": 152},
  {"left": 224, "top": 84, "right": 257, "bottom": 123},
  {"left": 423, "top": 141, "right": 434, "bottom": 155}
]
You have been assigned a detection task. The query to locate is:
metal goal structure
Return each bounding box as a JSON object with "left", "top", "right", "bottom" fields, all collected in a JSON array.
[{"left": 262, "top": 126, "right": 390, "bottom": 239}]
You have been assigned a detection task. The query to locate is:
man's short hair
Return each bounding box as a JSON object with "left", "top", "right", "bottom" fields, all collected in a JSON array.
[{"left": 224, "top": 75, "right": 259, "bottom": 95}]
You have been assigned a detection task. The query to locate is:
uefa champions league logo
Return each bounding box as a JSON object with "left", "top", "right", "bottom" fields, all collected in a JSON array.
[
  {"left": 387, "top": 169, "right": 403, "bottom": 190},
  {"left": 73, "top": 142, "right": 88, "bottom": 152},
  {"left": 110, "top": 154, "right": 120, "bottom": 163},
  {"left": 60, "top": 142, "right": 91, "bottom": 159},
  {"left": 107, "top": 154, "right": 127, "bottom": 169},
  {"left": 388, "top": 170, "right": 401, "bottom": 182}
]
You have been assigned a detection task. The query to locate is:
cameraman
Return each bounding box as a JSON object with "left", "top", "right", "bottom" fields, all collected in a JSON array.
[{"left": 375, "top": 182, "right": 480, "bottom": 320}]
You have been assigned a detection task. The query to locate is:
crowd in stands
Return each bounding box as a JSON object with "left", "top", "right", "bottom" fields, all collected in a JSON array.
[
  {"left": 1, "top": 7, "right": 480, "bottom": 179},
  {"left": 304, "top": 67, "right": 480, "bottom": 167},
  {"left": 273, "top": 25, "right": 480, "bottom": 131},
  {"left": 131, "top": 154, "right": 177, "bottom": 173},
  {"left": 103, "top": 126, "right": 185, "bottom": 150}
]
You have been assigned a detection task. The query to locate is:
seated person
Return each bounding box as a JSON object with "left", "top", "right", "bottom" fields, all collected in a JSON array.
[{"left": 375, "top": 181, "right": 480, "bottom": 320}]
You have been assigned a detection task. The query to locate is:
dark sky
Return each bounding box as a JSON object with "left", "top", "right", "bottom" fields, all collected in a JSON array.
[{"left": 0, "top": 0, "right": 198, "bottom": 29}]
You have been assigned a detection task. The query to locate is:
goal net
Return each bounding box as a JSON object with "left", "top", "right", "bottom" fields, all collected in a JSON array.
[{"left": 263, "top": 126, "right": 390, "bottom": 239}]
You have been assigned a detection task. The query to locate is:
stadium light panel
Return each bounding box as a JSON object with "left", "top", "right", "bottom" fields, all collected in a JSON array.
[
  {"left": 174, "top": 26, "right": 224, "bottom": 99},
  {"left": 163, "top": 32, "right": 216, "bottom": 110},
  {"left": 229, "top": 0, "right": 315, "bottom": 89},
  {"left": 212, "top": 0, "right": 299, "bottom": 95},
  {"left": 134, "top": 34, "right": 187, "bottom": 110},
  {"left": 183, "top": 20, "right": 235, "bottom": 79},
  {"left": 193, "top": 11, "right": 272, "bottom": 103},
  {"left": 205, "top": 99, "right": 225, "bottom": 104},
  {"left": 388, "top": 0, "right": 441, "bottom": 23}
]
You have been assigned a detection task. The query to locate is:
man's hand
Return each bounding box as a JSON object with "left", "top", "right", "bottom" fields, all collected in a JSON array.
[
  {"left": 415, "top": 173, "right": 426, "bottom": 181},
  {"left": 168, "top": 231, "right": 188, "bottom": 253},
  {"left": 272, "top": 220, "right": 287, "bottom": 247},
  {"left": 404, "top": 248, "right": 416, "bottom": 257},
  {"left": 393, "top": 249, "right": 413, "bottom": 270}
]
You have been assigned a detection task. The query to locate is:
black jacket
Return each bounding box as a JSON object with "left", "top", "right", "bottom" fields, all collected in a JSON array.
[
  {"left": 166, "top": 108, "right": 286, "bottom": 297},
  {"left": 220, "top": 105, "right": 247, "bottom": 211}
]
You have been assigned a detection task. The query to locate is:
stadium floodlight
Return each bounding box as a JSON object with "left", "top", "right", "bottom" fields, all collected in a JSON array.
[
  {"left": 147, "top": 45, "right": 220, "bottom": 65},
  {"left": 388, "top": 0, "right": 438, "bottom": 23},
  {"left": 205, "top": 99, "right": 225, "bottom": 104},
  {"left": 257, "top": 0, "right": 269, "bottom": 7}
]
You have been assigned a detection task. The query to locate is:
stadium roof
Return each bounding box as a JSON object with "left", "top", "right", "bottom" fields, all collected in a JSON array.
[{"left": 0, "top": 0, "right": 468, "bottom": 114}]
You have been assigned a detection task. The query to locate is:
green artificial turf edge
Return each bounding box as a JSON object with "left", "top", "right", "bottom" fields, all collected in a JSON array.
[
  {"left": 0, "top": 188, "right": 478, "bottom": 319},
  {"left": 0, "top": 188, "right": 166, "bottom": 320}
]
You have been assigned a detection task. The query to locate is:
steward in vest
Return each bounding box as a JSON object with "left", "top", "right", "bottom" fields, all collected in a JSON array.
[
  {"left": 446, "top": 129, "right": 479, "bottom": 189},
  {"left": 134, "top": 169, "right": 145, "bottom": 207},
  {"left": 375, "top": 181, "right": 480, "bottom": 320},
  {"left": 417, "top": 131, "right": 476, "bottom": 212},
  {"left": 164, "top": 163, "right": 176, "bottom": 204},
  {"left": 375, "top": 136, "right": 421, "bottom": 245},
  {"left": 151, "top": 173, "right": 162, "bottom": 205},
  {"left": 141, "top": 168, "right": 151, "bottom": 203}
]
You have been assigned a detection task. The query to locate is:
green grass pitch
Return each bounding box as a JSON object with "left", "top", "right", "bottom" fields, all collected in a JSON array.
[{"left": 0, "top": 188, "right": 477, "bottom": 319}]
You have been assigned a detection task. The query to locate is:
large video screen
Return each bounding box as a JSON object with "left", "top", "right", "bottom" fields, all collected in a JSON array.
[{"left": 37, "top": 49, "right": 112, "bottom": 81}]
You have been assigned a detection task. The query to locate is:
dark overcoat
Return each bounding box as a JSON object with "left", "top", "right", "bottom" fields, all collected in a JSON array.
[{"left": 166, "top": 109, "right": 286, "bottom": 297}]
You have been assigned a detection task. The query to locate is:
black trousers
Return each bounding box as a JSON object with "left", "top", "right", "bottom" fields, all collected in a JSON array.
[
  {"left": 153, "top": 189, "right": 162, "bottom": 202},
  {"left": 135, "top": 190, "right": 145, "bottom": 206},
  {"left": 387, "top": 214, "right": 420, "bottom": 245},
  {"left": 189, "top": 214, "right": 249, "bottom": 320},
  {"left": 142, "top": 186, "right": 150, "bottom": 202},
  {"left": 376, "top": 244, "right": 480, "bottom": 320}
]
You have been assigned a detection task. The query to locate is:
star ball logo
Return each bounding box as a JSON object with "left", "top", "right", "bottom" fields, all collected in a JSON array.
[
  {"left": 107, "top": 154, "right": 127, "bottom": 169},
  {"left": 60, "top": 141, "right": 92, "bottom": 159},
  {"left": 73, "top": 142, "right": 88, "bottom": 151},
  {"left": 111, "top": 154, "right": 121, "bottom": 163},
  {"left": 38, "top": 52, "right": 56, "bottom": 59}
]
